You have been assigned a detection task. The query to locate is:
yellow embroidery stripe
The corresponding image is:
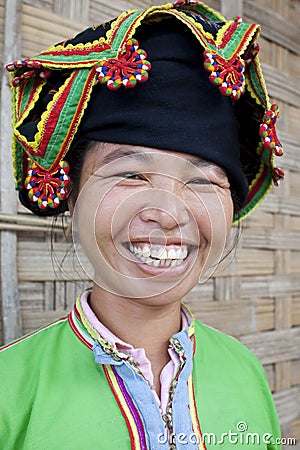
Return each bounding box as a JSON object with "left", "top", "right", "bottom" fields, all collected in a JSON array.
[
  {"left": 76, "top": 294, "right": 108, "bottom": 344},
  {"left": 104, "top": 365, "right": 143, "bottom": 450},
  {"left": 188, "top": 375, "right": 206, "bottom": 450}
]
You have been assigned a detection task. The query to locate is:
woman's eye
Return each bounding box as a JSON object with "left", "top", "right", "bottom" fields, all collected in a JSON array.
[
  {"left": 188, "top": 178, "right": 213, "bottom": 185},
  {"left": 117, "top": 172, "right": 146, "bottom": 180}
]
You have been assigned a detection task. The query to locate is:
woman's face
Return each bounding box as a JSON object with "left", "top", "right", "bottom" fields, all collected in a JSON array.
[{"left": 72, "top": 143, "right": 233, "bottom": 302}]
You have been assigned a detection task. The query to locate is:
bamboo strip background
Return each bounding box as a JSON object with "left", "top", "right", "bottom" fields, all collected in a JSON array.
[{"left": 0, "top": 0, "right": 299, "bottom": 446}]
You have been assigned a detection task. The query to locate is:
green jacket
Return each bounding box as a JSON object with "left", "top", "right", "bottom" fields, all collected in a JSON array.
[{"left": 0, "top": 298, "right": 281, "bottom": 449}]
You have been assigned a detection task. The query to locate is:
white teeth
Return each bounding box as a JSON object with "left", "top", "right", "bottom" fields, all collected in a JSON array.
[
  {"left": 133, "top": 247, "right": 143, "bottom": 256},
  {"left": 168, "top": 248, "right": 177, "bottom": 259},
  {"left": 128, "top": 243, "right": 189, "bottom": 267},
  {"left": 181, "top": 248, "right": 188, "bottom": 259},
  {"left": 151, "top": 248, "right": 160, "bottom": 258},
  {"left": 142, "top": 245, "right": 151, "bottom": 257},
  {"left": 159, "top": 249, "right": 168, "bottom": 259}
]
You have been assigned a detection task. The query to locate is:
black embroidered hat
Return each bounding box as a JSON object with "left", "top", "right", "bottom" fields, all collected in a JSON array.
[{"left": 7, "top": 1, "right": 284, "bottom": 221}]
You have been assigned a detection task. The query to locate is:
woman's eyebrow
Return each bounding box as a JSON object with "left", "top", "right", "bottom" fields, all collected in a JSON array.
[
  {"left": 99, "top": 148, "right": 227, "bottom": 178},
  {"left": 185, "top": 156, "right": 227, "bottom": 178},
  {"left": 101, "top": 148, "right": 154, "bottom": 166}
]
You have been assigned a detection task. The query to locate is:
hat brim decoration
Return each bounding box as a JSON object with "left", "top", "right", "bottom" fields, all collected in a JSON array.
[
  {"left": 95, "top": 38, "right": 151, "bottom": 90},
  {"left": 25, "top": 160, "right": 70, "bottom": 210},
  {"left": 7, "top": 1, "right": 284, "bottom": 221}
]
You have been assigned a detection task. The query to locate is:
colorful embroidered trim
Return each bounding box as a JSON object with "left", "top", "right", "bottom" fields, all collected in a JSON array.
[
  {"left": 6, "top": 60, "right": 52, "bottom": 87},
  {"left": 13, "top": 69, "right": 97, "bottom": 171},
  {"left": 96, "top": 38, "right": 151, "bottom": 90},
  {"left": 25, "top": 159, "right": 70, "bottom": 209},
  {"left": 188, "top": 375, "right": 207, "bottom": 450},
  {"left": 203, "top": 51, "right": 246, "bottom": 100},
  {"left": 173, "top": 0, "right": 201, "bottom": 6},
  {"left": 71, "top": 298, "right": 149, "bottom": 449},
  {"left": 162, "top": 337, "right": 187, "bottom": 448},
  {"left": 7, "top": 1, "right": 284, "bottom": 221},
  {"left": 259, "top": 104, "right": 283, "bottom": 156},
  {"left": 103, "top": 365, "right": 148, "bottom": 450},
  {"left": 272, "top": 167, "right": 285, "bottom": 186},
  {"left": 68, "top": 306, "right": 94, "bottom": 350},
  {"left": 244, "top": 42, "right": 260, "bottom": 66},
  {"left": 73, "top": 293, "right": 196, "bottom": 356}
]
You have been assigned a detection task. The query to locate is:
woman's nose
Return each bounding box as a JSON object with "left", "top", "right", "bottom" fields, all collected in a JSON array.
[{"left": 139, "top": 189, "right": 190, "bottom": 230}]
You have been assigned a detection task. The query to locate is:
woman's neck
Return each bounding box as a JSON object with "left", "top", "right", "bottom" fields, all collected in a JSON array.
[{"left": 89, "top": 284, "right": 182, "bottom": 395}]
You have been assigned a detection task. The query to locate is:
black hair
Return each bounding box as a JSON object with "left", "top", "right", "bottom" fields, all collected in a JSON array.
[{"left": 64, "top": 136, "right": 97, "bottom": 211}]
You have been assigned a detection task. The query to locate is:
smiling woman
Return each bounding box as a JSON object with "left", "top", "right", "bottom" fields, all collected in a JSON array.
[
  {"left": 73, "top": 144, "right": 233, "bottom": 301},
  {"left": 0, "top": 2, "right": 284, "bottom": 450}
]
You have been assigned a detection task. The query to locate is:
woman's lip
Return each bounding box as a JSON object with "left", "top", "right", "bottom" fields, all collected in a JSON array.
[{"left": 128, "top": 239, "right": 199, "bottom": 247}]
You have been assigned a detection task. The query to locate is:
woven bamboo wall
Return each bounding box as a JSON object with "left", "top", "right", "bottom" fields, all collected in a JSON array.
[
  {"left": 0, "top": 0, "right": 299, "bottom": 446},
  {"left": 0, "top": 0, "right": 5, "bottom": 346},
  {"left": 0, "top": 2, "right": 4, "bottom": 61}
]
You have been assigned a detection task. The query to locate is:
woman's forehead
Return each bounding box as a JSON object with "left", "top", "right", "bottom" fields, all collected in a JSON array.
[{"left": 85, "top": 142, "right": 227, "bottom": 178}]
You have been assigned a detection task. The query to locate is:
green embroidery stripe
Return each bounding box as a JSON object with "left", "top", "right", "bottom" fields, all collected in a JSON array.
[
  {"left": 19, "top": 78, "right": 36, "bottom": 115},
  {"left": 167, "top": 11, "right": 257, "bottom": 63},
  {"left": 261, "top": 147, "right": 270, "bottom": 166},
  {"left": 11, "top": 85, "right": 23, "bottom": 188},
  {"left": 110, "top": 11, "right": 144, "bottom": 51},
  {"left": 14, "top": 141, "right": 24, "bottom": 188},
  {"left": 16, "top": 80, "right": 44, "bottom": 133},
  {"left": 234, "top": 169, "right": 272, "bottom": 222},
  {"left": 218, "top": 23, "right": 256, "bottom": 59},
  {"left": 33, "top": 68, "right": 93, "bottom": 169},
  {"left": 31, "top": 49, "right": 117, "bottom": 67},
  {"left": 247, "top": 62, "right": 266, "bottom": 105},
  {"left": 71, "top": 306, "right": 95, "bottom": 347},
  {"left": 26, "top": 12, "right": 144, "bottom": 67}
]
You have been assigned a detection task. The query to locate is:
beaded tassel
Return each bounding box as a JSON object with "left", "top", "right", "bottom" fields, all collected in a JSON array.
[
  {"left": 259, "top": 104, "right": 283, "bottom": 156},
  {"left": 95, "top": 39, "right": 151, "bottom": 90},
  {"left": 204, "top": 51, "right": 246, "bottom": 100},
  {"left": 25, "top": 160, "right": 70, "bottom": 210}
]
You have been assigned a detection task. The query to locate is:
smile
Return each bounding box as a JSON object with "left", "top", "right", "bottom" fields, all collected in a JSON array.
[{"left": 127, "top": 243, "right": 189, "bottom": 267}]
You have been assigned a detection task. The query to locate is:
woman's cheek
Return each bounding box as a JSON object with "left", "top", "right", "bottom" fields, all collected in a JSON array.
[
  {"left": 190, "top": 191, "right": 232, "bottom": 268},
  {"left": 94, "top": 191, "right": 124, "bottom": 245}
]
